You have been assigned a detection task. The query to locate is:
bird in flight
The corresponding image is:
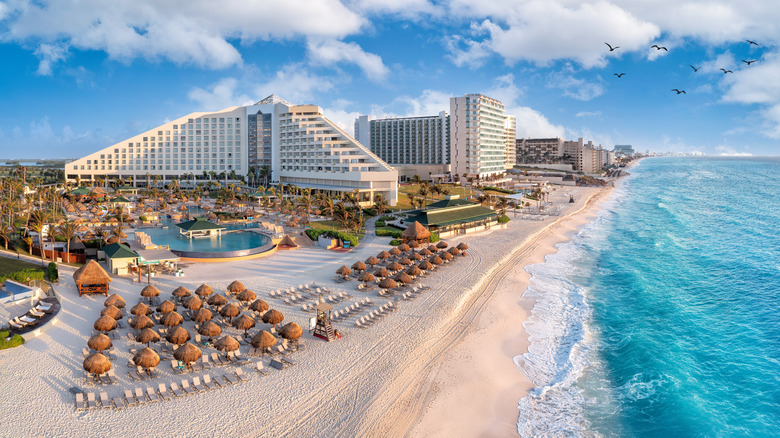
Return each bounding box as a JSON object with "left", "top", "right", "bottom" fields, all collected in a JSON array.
[
  {"left": 741, "top": 60, "right": 757, "bottom": 65},
  {"left": 747, "top": 40, "right": 759, "bottom": 46},
  {"left": 671, "top": 89, "right": 686, "bottom": 94},
  {"left": 651, "top": 45, "right": 668, "bottom": 51},
  {"left": 605, "top": 42, "right": 619, "bottom": 51},
  {"left": 720, "top": 68, "right": 733, "bottom": 74},
  {"left": 614, "top": 73, "right": 626, "bottom": 78},
  {"left": 689, "top": 65, "right": 700, "bottom": 72}
]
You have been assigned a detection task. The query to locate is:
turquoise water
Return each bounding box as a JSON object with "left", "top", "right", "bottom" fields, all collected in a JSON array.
[
  {"left": 517, "top": 157, "right": 780, "bottom": 436},
  {"left": 134, "top": 218, "right": 270, "bottom": 253}
]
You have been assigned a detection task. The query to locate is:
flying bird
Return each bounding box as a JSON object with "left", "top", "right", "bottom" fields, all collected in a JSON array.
[
  {"left": 605, "top": 42, "right": 619, "bottom": 51},
  {"left": 671, "top": 89, "right": 686, "bottom": 94},
  {"left": 747, "top": 40, "right": 759, "bottom": 46},
  {"left": 689, "top": 65, "right": 700, "bottom": 72},
  {"left": 614, "top": 73, "right": 626, "bottom": 78},
  {"left": 651, "top": 45, "right": 668, "bottom": 51},
  {"left": 720, "top": 68, "right": 733, "bottom": 74},
  {"left": 741, "top": 60, "right": 757, "bottom": 65}
]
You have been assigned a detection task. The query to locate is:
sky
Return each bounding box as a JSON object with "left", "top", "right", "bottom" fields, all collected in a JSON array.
[{"left": 1, "top": 0, "right": 780, "bottom": 159}]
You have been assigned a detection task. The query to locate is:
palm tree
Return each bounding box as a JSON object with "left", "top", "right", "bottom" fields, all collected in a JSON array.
[
  {"left": 95, "top": 227, "right": 109, "bottom": 250},
  {"left": 58, "top": 219, "right": 78, "bottom": 262},
  {"left": 496, "top": 197, "right": 509, "bottom": 216},
  {"left": 29, "top": 210, "right": 49, "bottom": 265},
  {"left": 0, "top": 221, "right": 13, "bottom": 250},
  {"left": 373, "top": 194, "right": 388, "bottom": 217},
  {"left": 407, "top": 193, "right": 417, "bottom": 211},
  {"left": 417, "top": 183, "right": 430, "bottom": 209}
]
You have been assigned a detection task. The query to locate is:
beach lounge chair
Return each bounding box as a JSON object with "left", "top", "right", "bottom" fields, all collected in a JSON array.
[
  {"left": 124, "top": 389, "right": 137, "bottom": 407},
  {"left": 169, "top": 382, "right": 184, "bottom": 397},
  {"left": 146, "top": 387, "right": 159, "bottom": 402},
  {"left": 180, "top": 379, "right": 196, "bottom": 394},
  {"left": 202, "top": 374, "right": 218, "bottom": 390},
  {"left": 82, "top": 348, "right": 90, "bottom": 357},
  {"left": 112, "top": 395, "right": 125, "bottom": 409},
  {"left": 74, "top": 393, "right": 86, "bottom": 411},
  {"left": 211, "top": 352, "right": 227, "bottom": 366},
  {"left": 157, "top": 383, "right": 171, "bottom": 401},
  {"left": 134, "top": 387, "right": 148, "bottom": 404},
  {"left": 281, "top": 356, "right": 297, "bottom": 367},
  {"left": 127, "top": 369, "right": 143, "bottom": 381},
  {"left": 100, "top": 392, "right": 111, "bottom": 409},
  {"left": 355, "top": 320, "right": 363, "bottom": 328},
  {"left": 29, "top": 309, "right": 45, "bottom": 318},
  {"left": 171, "top": 359, "right": 186, "bottom": 374},
  {"left": 192, "top": 376, "right": 206, "bottom": 392},
  {"left": 234, "top": 368, "right": 249, "bottom": 382},
  {"left": 201, "top": 355, "right": 213, "bottom": 369},
  {"left": 86, "top": 392, "right": 97, "bottom": 410},
  {"left": 255, "top": 361, "right": 269, "bottom": 376},
  {"left": 222, "top": 372, "right": 238, "bottom": 385},
  {"left": 269, "top": 358, "right": 287, "bottom": 370},
  {"left": 232, "top": 351, "right": 250, "bottom": 364},
  {"left": 210, "top": 374, "right": 228, "bottom": 387}
]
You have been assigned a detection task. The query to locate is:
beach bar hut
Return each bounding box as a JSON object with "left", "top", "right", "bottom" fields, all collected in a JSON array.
[
  {"left": 73, "top": 260, "right": 111, "bottom": 296},
  {"left": 401, "top": 221, "right": 432, "bottom": 244},
  {"left": 312, "top": 302, "right": 336, "bottom": 341},
  {"left": 175, "top": 217, "right": 225, "bottom": 238}
]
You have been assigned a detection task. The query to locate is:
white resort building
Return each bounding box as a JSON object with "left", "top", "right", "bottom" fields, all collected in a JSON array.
[{"left": 66, "top": 95, "right": 398, "bottom": 205}]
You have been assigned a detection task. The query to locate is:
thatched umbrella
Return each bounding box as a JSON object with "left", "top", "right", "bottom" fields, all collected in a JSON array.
[
  {"left": 279, "top": 322, "right": 303, "bottom": 341},
  {"left": 374, "top": 267, "right": 390, "bottom": 278},
  {"left": 133, "top": 347, "right": 160, "bottom": 373},
  {"left": 262, "top": 309, "right": 284, "bottom": 328},
  {"left": 448, "top": 247, "right": 461, "bottom": 256},
  {"left": 219, "top": 303, "right": 240, "bottom": 323},
  {"left": 398, "top": 243, "right": 411, "bottom": 252},
  {"left": 394, "top": 273, "right": 412, "bottom": 284},
  {"left": 232, "top": 314, "right": 256, "bottom": 333},
  {"left": 195, "top": 284, "right": 213, "bottom": 298},
  {"left": 427, "top": 245, "right": 438, "bottom": 252},
  {"left": 377, "top": 250, "right": 391, "bottom": 260},
  {"left": 136, "top": 328, "right": 161, "bottom": 346},
  {"left": 436, "top": 241, "right": 448, "bottom": 249},
  {"left": 430, "top": 256, "right": 443, "bottom": 265},
  {"left": 173, "top": 343, "right": 202, "bottom": 369},
  {"left": 130, "top": 315, "right": 154, "bottom": 330},
  {"left": 418, "top": 260, "right": 434, "bottom": 271},
  {"left": 83, "top": 353, "right": 111, "bottom": 378},
  {"left": 130, "top": 302, "right": 152, "bottom": 316},
  {"left": 214, "top": 336, "right": 240, "bottom": 359},
  {"left": 457, "top": 242, "right": 469, "bottom": 251},
  {"left": 227, "top": 280, "right": 246, "bottom": 294},
  {"left": 399, "top": 257, "right": 413, "bottom": 266},
  {"left": 358, "top": 272, "right": 376, "bottom": 284},
  {"left": 410, "top": 252, "right": 423, "bottom": 261},
  {"left": 351, "top": 261, "right": 367, "bottom": 272},
  {"left": 250, "top": 331, "right": 277, "bottom": 352},
  {"left": 249, "top": 299, "right": 270, "bottom": 313},
  {"left": 101, "top": 305, "right": 124, "bottom": 320},
  {"left": 335, "top": 265, "right": 350, "bottom": 276},
  {"left": 236, "top": 289, "right": 257, "bottom": 303},
  {"left": 207, "top": 293, "right": 228, "bottom": 308},
  {"left": 160, "top": 311, "right": 183, "bottom": 328},
  {"left": 141, "top": 285, "right": 160, "bottom": 304},
  {"left": 365, "top": 256, "right": 379, "bottom": 266},
  {"left": 387, "top": 262, "right": 404, "bottom": 272},
  {"left": 183, "top": 295, "right": 203, "bottom": 311},
  {"left": 172, "top": 286, "right": 191, "bottom": 300},
  {"left": 87, "top": 333, "right": 113, "bottom": 351},
  {"left": 388, "top": 247, "right": 402, "bottom": 256},
  {"left": 441, "top": 251, "right": 454, "bottom": 261},
  {"left": 94, "top": 315, "right": 117, "bottom": 333},
  {"left": 409, "top": 240, "right": 420, "bottom": 249},
  {"left": 379, "top": 278, "right": 397, "bottom": 290},
  {"left": 407, "top": 266, "right": 422, "bottom": 277},
  {"left": 104, "top": 294, "right": 126, "bottom": 309},
  {"left": 198, "top": 321, "right": 222, "bottom": 342},
  {"left": 157, "top": 300, "right": 176, "bottom": 314},
  {"left": 192, "top": 307, "right": 213, "bottom": 323},
  {"left": 419, "top": 248, "right": 433, "bottom": 256},
  {"left": 166, "top": 326, "right": 191, "bottom": 345}
]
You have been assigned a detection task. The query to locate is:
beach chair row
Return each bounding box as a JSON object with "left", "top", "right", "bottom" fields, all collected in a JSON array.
[
  {"left": 331, "top": 298, "right": 374, "bottom": 322},
  {"left": 8, "top": 301, "right": 53, "bottom": 330},
  {"left": 354, "top": 302, "right": 397, "bottom": 328},
  {"left": 400, "top": 285, "right": 431, "bottom": 300}
]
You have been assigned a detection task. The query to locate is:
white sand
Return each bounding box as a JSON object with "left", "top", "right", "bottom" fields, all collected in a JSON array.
[{"left": 0, "top": 185, "right": 609, "bottom": 437}]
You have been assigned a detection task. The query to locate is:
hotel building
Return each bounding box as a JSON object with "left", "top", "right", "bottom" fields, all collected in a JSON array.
[
  {"left": 66, "top": 95, "right": 398, "bottom": 205},
  {"left": 450, "top": 94, "right": 515, "bottom": 180}
]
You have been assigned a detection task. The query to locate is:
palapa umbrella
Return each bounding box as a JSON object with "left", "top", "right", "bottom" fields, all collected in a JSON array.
[
  {"left": 83, "top": 353, "right": 111, "bottom": 378},
  {"left": 249, "top": 299, "right": 270, "bottom": 313},
  {"left": 236, "top": 289, "right": 257, "bottom": 303},
  {"left": 377, "top": 250, "right": 391, "bottom": 260},
  {"left": 262, "top": 309, "right": 284, "bottom": 327},
  {"left": 419, "top": 248, "right": 433, "bottom": 256},
  {"left": 387, "top": 262, "right": 404, "bottom": 272},
  {"left": 365, "top": 256, "right": 379, "bottom": 266},
  {"left": 388, "top": 247, "right": 402, "bottom": 256},
  {"left": 379, "top": 278, "right": 397, "bottom": 290},
  {"left": 197, "top": 321, "right": 222, "bottom": 342},
  {"left": 133, "top": 347, "right": 161, "bottom": 373},
  {"left": 232, "top": 314, "right": 256, "bottom": 333},
  {"left": 457, "top": 242, "right": 469, "bottom": 251},
  {"left": 172, "top": 286, "right": 191, "bottom": 300},
  {"left": 399, "top": 257, "right": 413, "bottom": 266},
  {"left": 436, "top": 241, "right": 448, "bottom": 249},
  {"left": 407, "top": 266, "right": 422, "bottom": 276},
  {"left": 219, "top": 303, "right": 240, "bottom": 323},
  {"left": 279, "top": 322, "right": 303, "bottom": 341},
  {"left": 207, "top": 293, "right": 228, "bottom": 308},
  {"left": 448, "top": 247, "right": 461, "bottom": 256},
  {"left": 395, "top": 273, "right": 412, "bottom": 284},
  {"left": 374, "top": 267, "right": 390, "bottom": 278},
  {"left": 130, "top": 302, "right": 152, "bottom": 316},
  {"left": 418, "top": 260, "right": 434, "bottom": 271},
  {"left": 409, "top": 240, "right": 420, "bottom": 249},
  {"left": 160, "top": 311, "right": 183, "bottom": 327},
  {"left": 192, "top": 307, "right": 213, "bottom": 323},
  {"left": 173, "top": 343, "right": 202, "bottom": 369},
  {"left": 141, "top": 285, "right": 160, "bottom": 304},
  {"left": 94, "top": 315, "right": 117, "bottom": 333},
  {"left": 166, "top": 326, "right": 191, "bottom": 345},
  {"left": 101, "top": 305, "right": 124, "bottom": 320},
  {"left": 411, "top": 252, "right": 423, "bottom": 261},
  {"left": 226, "top": 280, "right": 246, "bottom": 294},
  {"left": 427, "top": 245, "right": 439, "bottom": 252},
  {"left": 130, "top": 314, "right": 155, "bottom": 330},
  {"left": 195, "top": 284, "right": 214, "bottom": 297},
  {"left": 104, "top": 293, "right": 126, "bottom": 309},
  {"left": 351, "top": 261, "right": 367, "bottom": 272},
  {"left": 398, "top": 243, "right": 411, "bottom": 252},
  {"left": 136, "top": 327, "right": 161, "bottom": 346},
  {"left": 157, "top": 299, "right": 176, "bottom": 314},
  {"left": 441, "top": 251, "right": 454, "bottom": 261},
  {"left": 87, "top": 333, "right": 113, "bottom": 351},
  {"left": 214, "top": 336, "right": 240, "bottom": 359},
  {"left": 358, "top": 272, "right": 376, "bottom": 283},
  {"left": 183, "top": 295, "right": 203, "bottom": 311},
  {"left": 250, "top": 330, "right": 277, "bottom": 353},
  {"left": 106, "top": 236, "right": 120, "bottom": 245},
  {"left": 430, "top": 256, "right": 444, "bottom": 265},
  {"left": 336, "top": 265, "right": 351, "bottom": 277}
]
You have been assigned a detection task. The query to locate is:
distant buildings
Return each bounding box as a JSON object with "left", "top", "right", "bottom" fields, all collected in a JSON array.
[
  {"left": 613, "top": 145, "right": 635, "bottom": 157},
  {"left": 517, "top": 137, "right": 615, "bottom": 173}
]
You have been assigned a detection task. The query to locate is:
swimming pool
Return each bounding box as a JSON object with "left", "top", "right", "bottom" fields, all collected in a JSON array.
[{"left": 131, "top": 219, "right": 272, "bottom": 258}]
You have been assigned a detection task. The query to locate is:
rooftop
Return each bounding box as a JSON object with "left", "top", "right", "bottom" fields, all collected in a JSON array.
[
  {"left": 103, "top": 242, "right": 138, "bottom": 259},
  {"left": 175, "top": 217, "right": 226, "bottom": 232}
]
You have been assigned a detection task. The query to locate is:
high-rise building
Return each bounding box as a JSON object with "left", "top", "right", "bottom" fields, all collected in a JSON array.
[
  {"left": 504, "top": 115, "right": 516, "bottom": 170},
  {"left": 516, "top": 138, "right": 565, "bottom": 164},
  {"left": 66, "top": 95, "right": 398, "bottom": 205},
  {"left": 450, "top": 94, "right": 514, "bottom": 180},
  {"left": 613, "top": 145, "right": 635, "bottom": 157}
]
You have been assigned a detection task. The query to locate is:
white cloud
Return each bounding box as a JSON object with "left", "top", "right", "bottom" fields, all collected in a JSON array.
[
  {"left": 0, "top": 2, "right": 9, "bottom": 21},
  {"left": 6, "top": 116, "right": 105, "bottom": 158},
  {"left": 720, "top": 52, "right": 780, "bottom": 138},
  {"left": 348, "top": 0, "right": 440, "bottom": 18},
  {"left": 547, "top": 69, "right": 604, "bottom": 101},
  {"left": 307, "top": 39, "right": 389, "bottom": 82},
  {"left": 322, "top": 99, "right": 362, "bottom": 137},
  {"left": 715, "top": 145, "right": 753, "bottom": 156},
  {"left": 252, "top": 64, "right": 335, "bottom": 105},
  {"left": 395, "top": 89, "right": 453, "bottom": 116},
  {"left": 187, "top": 78, "right": 253, "bottom": 111},
  {"left": 445, "top": 34, "right": 492, "bottom": 68},
  {"left": 482, "top": 74, "right": 564, "bottom": 138},
  {"left": 576, "top": 111, "right": 602, "bottom": 118},
  {"left": 33, "top": 43, "right": 68, "bottom": 75}
]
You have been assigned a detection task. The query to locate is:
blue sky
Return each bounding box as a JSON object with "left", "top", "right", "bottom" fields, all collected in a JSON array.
[{"left": 1, "top": 0, "right": 779, "bottom": 159}]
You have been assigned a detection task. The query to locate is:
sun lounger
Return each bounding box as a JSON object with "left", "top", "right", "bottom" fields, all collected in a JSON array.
[
  {"left": 146, "top": 386, "right": 159, "bottom": 402},
  {"left": 134, "top": 387, "right": 148, "bottom": 404},
  {"left": 100, "top": 392, "right": 111, "bottom": 410},
  {"left": 82, "top": 348, "right": 90, "bottom": 357},
  {"left": 180, "top": 379, "right": 196, "bottom": 394},
  {"left": 232, "top": 351, "right": 250, "bottom": 364},
  {"left": 112, "top": 395, "right": 125, "bottom": 409},
  {"left": 201, "top": 355, "right": 213, "bottom": 369},
  {"left": 202, "top": 374, "right": 218, "bottom": 390},
  {"left": 269, "top": 358, "right": 287, "bottom": 370},
  {"left": 234, "top": 368, "right": 249, "bottom": 382},
  {"left": 222, "top": 373, "right": 238, "bottom": 385},
  {"left": 124, "top": 389, "right": 137, "bottom": 407},
  {"left": 191, "top": 376, "right": 206, "bottom": 392},
  {"left": 29, "top": 309, "right": 45, "bottom": 318},
  {"left": 211, "top": 352, "right": 227, "bottom": 366},
  {"left": 157, "top": 383, "right": 171, "bottom": 401},
  {"left": 211, "top": 374, "right": 228, "bottom": 387},
  {"left": 74, "top": 393, "right": 86, "bottom": 411},
  {"left": 171, "top": 359, "right": 186, "bottom": 374},
  {"left": 281, "top": 356, "right": 297, "bottom": 366},
  {"left": 127, "top": 369, "right": 143, "bottom": 381},
  {"left": 169, "top": 382, "right": 184, "bottom": 397},
  {"left": 255, "top": 361, "right": 269, "bottom": 376},
  {"left": 35, "top": 302, "right": 53, "bottom": 312},
  {"left": 86, "top": 392, "right": 97, "bottom": 410}
]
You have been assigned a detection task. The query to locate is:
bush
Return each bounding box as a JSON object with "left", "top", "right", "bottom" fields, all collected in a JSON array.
[
  {"left": 379, "top": 216, "right": 394, "bottom": 221},
  {"left": 482, "top": 186, "right": 514, "bottom": 194},
  {"left": 389, "top": 239, "right": 402, "bottom": 246},
  {"left": 305, "top": 229, "right": 360, "bottom": 248},
  {"left": 375, "top": 220, "right": 386, "bottom": 227},
  {"left": 362, "top": 208, "right": 377, "bottom": 217},
  {"left": 430, "top": 232, "right": 440, "bottom": 243},
  {"left": 498, "top": 214, "right": 510, "bottom": 224},
  {"left": 0, "top": 268, "right": 45, "bottom": 284},
  {"left": 376, "top": 229, "right": 403, "bottom": 238},
  {"left": 0, "top": 330, "right": 25, "bottom": 350},
  {"left": 139, "top": 216, "right": 148, "bottom": 222},
  {"left": 47, "top": 262, "right": 59, "bottom": 282}
]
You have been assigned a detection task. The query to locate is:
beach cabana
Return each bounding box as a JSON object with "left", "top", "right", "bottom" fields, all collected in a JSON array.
[
  {"left": 401, "top": 221, "right": 432, "bottom": 244},
  {"left": 219, "top": 303, "right": 240, "bottom": 323},
  {"left": 214, "top": 336, "right": 240, "bottom": 360},
  {"left": 73, "top": 260, "right": 111, "bottom": 296},
  {"left": 249, "top": 299, "right": 269, "bottom": 314},
  {"left": 104, "top": 293, "right": 126, "bottom": 309},
  {"left": 192, "top": 307, "right": 213, "bottom": 324},
  {"left": 262, "top": 309, "right": 284, "bottom": 328},
  {"left": 176, "top": 217, "right": 225, "bottom": 238},
  {"left": 87, "top": 333, "right": 113, "bottom": 352},
  {"left": 166, "top": 326, "right": 190, "bottom": 345},
  {"left": 198, "top": 321, "right": 222, "bottom": 343},
  {"left": 136, "top": 328, "right": 161, "bottom": 346},
  {"left": 232, "top": 314, "right": 256, "bottom": 333}
]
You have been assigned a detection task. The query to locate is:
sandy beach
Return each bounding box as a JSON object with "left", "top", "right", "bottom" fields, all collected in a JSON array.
[{"left": 0, "top": 184, "right": 613, "bottom": 437}]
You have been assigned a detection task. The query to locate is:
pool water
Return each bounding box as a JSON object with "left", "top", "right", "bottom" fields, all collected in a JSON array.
[{"left": 132, "top": 219, "right": 271, "bottom": 254}]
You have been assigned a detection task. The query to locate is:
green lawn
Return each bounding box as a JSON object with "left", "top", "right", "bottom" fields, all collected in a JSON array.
[
  {"left": 0, "top": 256, "right": 44, "bottom": 277},
  {"left": 392, "top": 183, "right": 476, "bottom": 211},
  {"left": 308, "top": 220, "right": 365, "bottom": 239}
]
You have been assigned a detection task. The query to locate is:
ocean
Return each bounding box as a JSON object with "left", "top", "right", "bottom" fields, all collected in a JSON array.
[{"left": 516, "top": 157, "right": 780, "bottom": 437}]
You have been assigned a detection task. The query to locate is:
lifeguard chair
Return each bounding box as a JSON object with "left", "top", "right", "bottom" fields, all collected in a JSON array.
[{"left": 311, "top": 302, "right": 337, "bottom": 341}]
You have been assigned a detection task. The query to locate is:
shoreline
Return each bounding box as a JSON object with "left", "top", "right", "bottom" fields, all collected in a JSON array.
[{"left": 389, "top": 185, "right": 617, "bottom": 437}]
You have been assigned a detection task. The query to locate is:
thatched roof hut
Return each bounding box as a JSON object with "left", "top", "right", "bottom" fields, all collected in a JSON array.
[
  {"left": 409, "top": 240, "right": 420, "bottom": 249},
  {"left": 198, "top": 321, "right": 222, "bottom": 340},
  {"left": 160, "top": 311, "right": 183, "bottom": 327},
  {"left": 394, "top": 273, "right": 412, "bottom": 284},
  {"left": 379, "top": 278, "right": 397, "bottom": 289},
  {"left": 262, "top": 309, "right": 284, "bottom": 327},
  {"left": 374, "top": 267, "right": 390, "bottom": 278},
  {"left": 419, "top": 248, "right": 433, "bottom": 256},
  {"left": 336, "top": 265, "right": 351, "bottom": 276},
  {"left": 457, "top": 242, "right": 469, "bottom": 251},
  {"left": 441, "top": 251, "right": 453, "bottom": 261},
  {"left": 192, "top": 307, "right": 213, "bottom": 324},
  {"left": 351, "top": 261, "right": 367, "bottom": 272},
  {"left": 219, "top": 303, "right": 240, "bottom": 321},
  {"left": 183, "top": 295, "right": 203, "bottom": 311},
  {"left": 195, "top": 284, "right": 214, "bottom": 297},
  {"left": 214, "top": 336, "right": 240, "bottom": 357},
  {"left": 166, "top": 326, "right": 191, "bottom": 345},
  {"left": 140, "top": 285, "right": 160, "bottom": 303},
  {"left": 251, "top": 331, "right": 277, "bottom": 350},
  {"left": 207, "top": 294, "right": 228, "bottom": 308},
  {"left": 130, "top": 302, "right": 152, "bottom": 316},
  {"left": 407, "top": 266, "right": 422, "bottom": 276},
  {"left": 103, "top": 293, "right": 126, "bottom": 309},
  {"left": 93, "top": 316, "right": 117, "bottom": 333},
  {"left": 87, "top": 333, "right": 112, "bottom": 351},
  {"left": 387, "top": 262, "right": 403, "bottom": 272},
  {"left": 236, "top": 289, "right": 257, "bottom": 303},
  {"left": 448, "top": 247, "right": 461, "bottom": 256},
  {"left": 173, "top": 343, "right": 202, "bottom": 366},
  {"left": 427, "top": 245, "right": 439, "bottom": 252},
  {"left": 172, "top": 286, "right": 191, "bottom": 299},
  {"left": 130, "top": 315, "right": 155, "bottom": 330},
  {"left": 388, "top": 247, "right": 402, "bottom": 256},
  {"left": 377, "top": 251, "right": 390, "bottom": 260},
  {"left": 436, "top": 241, "right": 448, "bottom": 249},
  {"left": 399, "top": 257, "right": 413, "bottom": 266},
  {"left": 279, "top": 322, "right": 303, "bottom": 341},
  {"left": 430, "top": 256, "right": 443, "bottom": 265},
  {"left": 358, "top": 272, "right": 376, "bottom": 283},
  {"left": 226, "top": 280, "right": 246, "bottom": 294},
  {"left": 411, "top": 252, "right": 423, "bottom": 261},
  {"left": 133, "top": 347, "right": 161, "bottom": 370},
  {"left": 418, "top": 260, "right": 434, "bottom": 270},
  {"left": 398, "top": 243, "right": 411, "bottom": 252},
  {"left": 73, "top": 260, "right": 111, "bottom": 296},
  {"left": 401, "top": 221, "right": 431, "bottom": 243},
  {"left": 100, "top": 305, "right": 124, "bottom": 321},
  {"left": 249, "top": 299, "right": 270, "bottom": 313},
  {"left": 157, "top": 300, "right": 176, "bottom": 314},
  {"left": 365, "top": 256, "right": 379, "bottom": 266},
  {"left": 232, "top": 314, "right": 256, "bottom": 332},
  {"left": 83, "top": 353, "right": 111, "bottom": 376},
  {"left": 136, "top": 328, "right": 161, "bottom": 346}
]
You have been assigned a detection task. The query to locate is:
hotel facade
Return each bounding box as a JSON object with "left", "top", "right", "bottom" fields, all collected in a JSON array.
[{"left": 66, "top": 95, "right": 398, "bottom": 205}]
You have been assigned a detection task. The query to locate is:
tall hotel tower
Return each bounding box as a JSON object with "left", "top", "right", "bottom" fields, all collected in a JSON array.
[{"left": 450, "top": 94, "right": 515, "bottom": 180}]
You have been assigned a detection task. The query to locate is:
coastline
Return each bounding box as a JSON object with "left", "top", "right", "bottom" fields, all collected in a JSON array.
[{"left": 392, "top": 184, "right": 616, "bottom": 437}]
